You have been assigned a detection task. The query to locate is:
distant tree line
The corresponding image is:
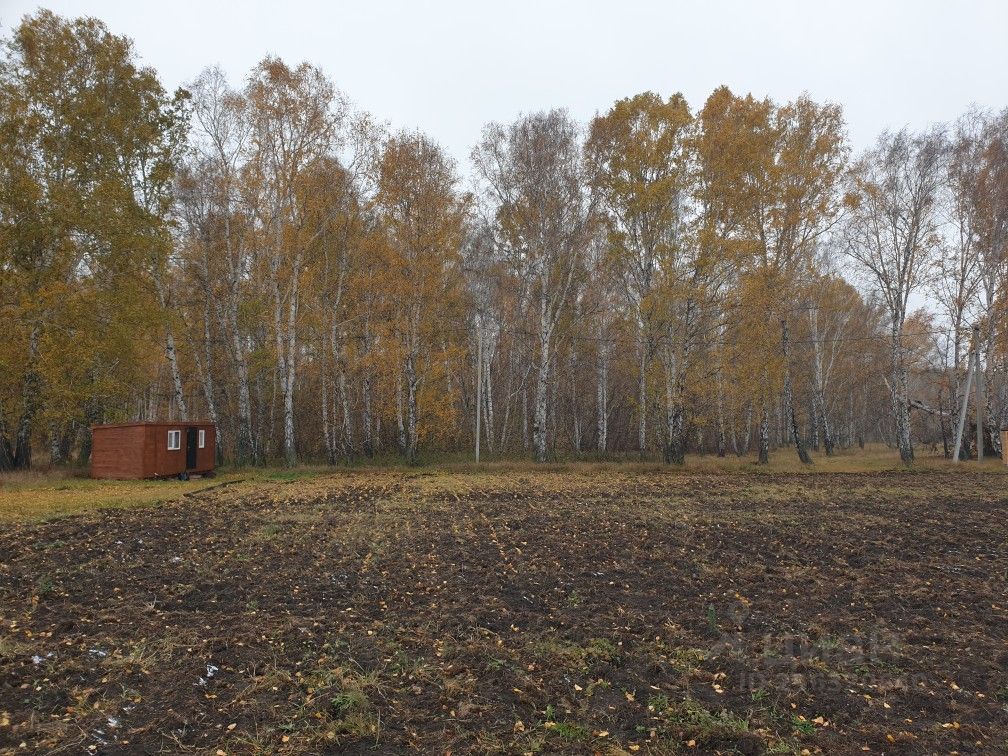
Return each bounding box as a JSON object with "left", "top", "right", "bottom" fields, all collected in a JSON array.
[{"left": 1, "top": 10, "right": 1006, "bottom": 469}]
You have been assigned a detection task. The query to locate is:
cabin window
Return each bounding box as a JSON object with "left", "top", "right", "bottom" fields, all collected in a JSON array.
[
  {"left": 198, "top": 429, "right": 205, "bottom": 449},
  {"left": 167, "top": 430, "right": 181, "bottom": 450}
]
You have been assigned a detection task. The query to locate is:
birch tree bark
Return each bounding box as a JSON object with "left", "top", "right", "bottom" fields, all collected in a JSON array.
[
  {"left": 596, "top": 341, "right": 609, "bottom": 454},
  {"left": 781, "top": 319, "right": 812, "bottom": 463},
  {"left": 152, "top": 267, "right": 188, "bottom": 421},
  {"left": 360, "top": 311, "right": 375, "bottom": 458},
  {"left": 809, "top": 306, "right": 833, "bottom": 456}
]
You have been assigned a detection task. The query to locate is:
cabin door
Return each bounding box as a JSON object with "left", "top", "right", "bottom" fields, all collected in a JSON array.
[{"left": 185, "top": 427, "right": 198, "bottom": 470}]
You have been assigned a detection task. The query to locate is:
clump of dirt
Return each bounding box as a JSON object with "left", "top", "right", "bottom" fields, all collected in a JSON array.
[{"left": 0, "top": 469, "right": 1006, "bottom": 754}]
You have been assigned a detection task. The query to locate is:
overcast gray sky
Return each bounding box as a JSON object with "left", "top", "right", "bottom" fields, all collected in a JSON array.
[{"left": 2, "top": 0, "right": 1005, "bottom": 167}]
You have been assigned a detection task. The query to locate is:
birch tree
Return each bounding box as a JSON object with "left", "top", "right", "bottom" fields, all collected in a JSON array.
[
  {"left": 697, "top": 87, "right": 846, "bottom": 463},
  {"left": 175, "top": 161, "right": 221, "bottom": 441},
  {"left": 586, "top": 93, "right": 693, "bottom": 458},
  {"left": 972, "top": 110, "right": 1008, "bottom": 451},
  {"left": 473, "top": 110, "right": 596, "bottom": 463},
  {"left": 463, "top": 222, "right": 503, "bottom": 456},
  {"left": 0, "top": 10, "right": 186, "bottom": 468},
  {"left": 3, "top": 12, "right": 991, "bottom": 466},
  {"left": 932, "top": 112, "right": 985, "bottom": 457},
  {"left": 245, "top": 58, "right": 343, "bottom": 466},
  {"left": 842, "top": 127, "right": 946, "bottom": 464},
  {"left": 582, "top": 231, "right": 619, "bottom": 454},
  {"left": 806, "top": 271, "right": 860, "bottom": 455},
  {"left": 377, "top": 132, "right": 465, "bottom": 464},
  {"left": 187, "top": 66, "right": 257, "bottom": 462}
]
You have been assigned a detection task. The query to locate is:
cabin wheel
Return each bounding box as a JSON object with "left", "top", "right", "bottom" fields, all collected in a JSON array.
[{"left": 178, "top": 471, "right": 190, "bottom": 481}]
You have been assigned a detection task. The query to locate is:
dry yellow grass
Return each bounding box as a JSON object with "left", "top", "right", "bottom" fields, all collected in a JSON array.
[
  {"left": 0, "top": 472, "right": 249, "bottom": 523},
  {"left": 437, "top": 443, "right": 1008, "bottom": 475},
  {"left": 1, "top": 445, "right": 1003, "bottom": 524},
  {"left": 678, "top": 443, "right": 1008, "bottom": 473},
  {"left": 0, "top": 464, "right": 355, "bottom": 523}
]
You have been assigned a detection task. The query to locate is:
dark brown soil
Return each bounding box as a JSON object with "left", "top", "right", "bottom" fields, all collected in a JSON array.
[{"left": 1, "top": 469, "right": 1006, "bottom": 754}]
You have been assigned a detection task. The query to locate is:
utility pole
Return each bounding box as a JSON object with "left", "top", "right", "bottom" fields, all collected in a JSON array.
[
  {"left": 975, "top": 325, "right": 984, "bottom": 462},
  {"left": 475, "top": 315, "right": 482, "bottom": 463}
]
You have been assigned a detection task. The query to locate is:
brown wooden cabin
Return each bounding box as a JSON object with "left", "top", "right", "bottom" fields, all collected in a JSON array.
[{"left": 90, "top": 421, "right": 216, "bottom": 480}]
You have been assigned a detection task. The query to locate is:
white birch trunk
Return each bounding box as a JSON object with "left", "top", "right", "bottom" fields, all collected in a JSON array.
[
  {"left": 165, "top": 329, "right": 188, "bottom": 422},
  {"left": 596, "top": 339, "right": 608, "bottom": 454},
  {"left": 890, "top": 326, "right": 914, "bottom": 463},
  {"left": 404, "top": 354, "right": 419, "bottom": 464},
  {"left": 532, "top": 327, "right": 551, "bottom": 463},
  {"left": 637, "top": 341, "right": 647, "bottom": 458},
  {"left": 395, "top": 365, "right": 407, "bottom": 455},
  {"left": 758, "top": 398, "right": 770, "bottom": 464},
  {"left": 321, "top": 370, "right": 334, "bottom": 463}
]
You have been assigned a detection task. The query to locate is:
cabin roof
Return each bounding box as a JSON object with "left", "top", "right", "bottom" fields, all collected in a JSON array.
[{"left": 91, "top": 421, "right": 215, "bottom": 430}]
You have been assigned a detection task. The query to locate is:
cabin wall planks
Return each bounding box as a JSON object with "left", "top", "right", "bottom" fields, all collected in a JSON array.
[{"left": 90, "top": 422, "right": 216, "bottom": 479}]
